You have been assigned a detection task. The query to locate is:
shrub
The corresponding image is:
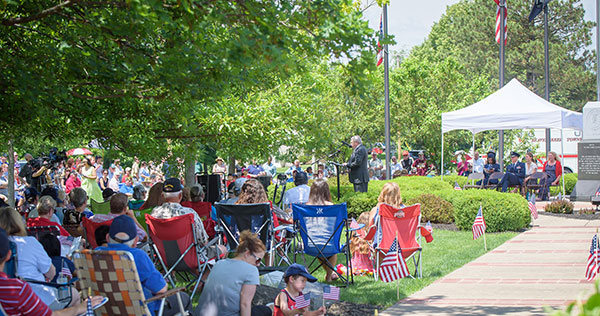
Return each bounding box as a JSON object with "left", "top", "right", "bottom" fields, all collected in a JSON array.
[
  {"left": 544, "top": 200, "right": 574, "bottom": 214},
  {"left": 578, "top": 208, "right": 596, "bottom": 215},
  {"left": 345, "top": 191, "right": 378, "bottom": 219},
  {"left": 438, "top": 175, "right": 469, "bottom": 189},
  {"left": 549, "top": 173, "right": 578, "bottom": 195},
  {"left": 407, "top": 194, "right": 454, "bottom": 224},
  {"left": 449, "top": 190, "right": 531, "bottom": 233}
]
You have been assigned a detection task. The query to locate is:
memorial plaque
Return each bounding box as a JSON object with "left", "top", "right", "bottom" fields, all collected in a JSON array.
[
  {"left": 583, "top": 102, "right": 600, "bottom": 140},
  {"left": 578, "top": 142, "right": 600, "bottom": 180}
]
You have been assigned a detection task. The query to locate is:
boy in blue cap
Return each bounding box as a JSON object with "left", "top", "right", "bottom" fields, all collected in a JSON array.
[{"left": 273, "top": 263, "right": 326, "bottom": 316}]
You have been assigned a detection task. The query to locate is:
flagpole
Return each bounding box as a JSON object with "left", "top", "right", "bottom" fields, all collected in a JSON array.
[
  {"left": 396, "top": 231, "right": 400, "bottom": 301},
  {"left": 498, "top": 0, "right": 506, "bottom": 171},
  {"left": 481, "top": 202, "right": 487, "bottom": 251},
  {"left": 383, "top": 3, "right": 391, "bottom": 181},
  {"left": 544, "top": 3, "right": 551, "bottom": 163}
]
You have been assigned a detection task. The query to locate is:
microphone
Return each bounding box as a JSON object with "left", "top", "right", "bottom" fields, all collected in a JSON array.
[{"left": 341, "top": 141, "right": 352, "bottom": 148}]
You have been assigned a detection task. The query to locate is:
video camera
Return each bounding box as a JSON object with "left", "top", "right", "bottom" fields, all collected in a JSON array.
[
  {"left": 276, "top": 173, "right": 288, "bottom": 186},
  {"left": 30, "top": 147, "right": 67, "bottom": 171}
]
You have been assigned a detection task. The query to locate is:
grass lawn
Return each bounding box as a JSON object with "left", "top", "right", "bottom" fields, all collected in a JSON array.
[{"left": 300, "top": 229, "right": 518, "bottom": 307}]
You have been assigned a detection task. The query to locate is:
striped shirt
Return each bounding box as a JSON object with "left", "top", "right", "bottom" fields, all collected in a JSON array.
[{"left": 0, "top": 272, "right": 52, "bottom": 316}]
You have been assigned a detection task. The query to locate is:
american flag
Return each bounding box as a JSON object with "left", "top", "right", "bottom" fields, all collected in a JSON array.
[
  {"left": 323, "top": 285, "right": 340, "bottom": 300},
  {"left": 376, "top": 13, "right": 384, "bottom": 67},
  {"left": 472, "top": 206, "right": 486, "bottom": 240},
  {"left": 493, "top": 0, "right": 508, "bottom": 44},
  {"left": 528, "top": 193, "right": 538, "bottom": 220},
  {"left": 586, "top": 234, "right": 599, "bottom": 281},
  {"left": 425, "top": 221, "right": 433, "bottom": 233},
  {"left": 595, "top": 186, "right": 600, "bottom": 196},
  {"left": 454, "top": 181, "right": 462, "bottom": 190},
  {"left": 378, "top": 237, "right": 410, "bottom": 282},
  {"left": 295, "top": 293, "right": 311, "bottom": 309}
]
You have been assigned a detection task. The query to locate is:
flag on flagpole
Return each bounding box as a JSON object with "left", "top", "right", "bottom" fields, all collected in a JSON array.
[
  {"left": 323, "top": 285, "right": 340, "bottom": 300},
  {"left": 376, "top": 13, "right": 384, "bottom": 67},
  {"left": 493, "top": 0, "right": 508, "bottom": 44},
  {"left": 295, "top": 293, "right": 311, "bottom": 309},
  {"left": 425, "top": 221, "right": 433, "bottom": 233},
  {"left": 528, "top": 193, "right": 538, "bottom": 220},
  {"left": 378, "top": 237, "right": 410, "bottom": 282},
  {"left": 454, "top": 181, "right": 462, "bottom": 190},
  {"left": 472, "top": 206, "right": 486, "bottom": 240},
  {"left": 586, "top": 234, "right": 599, "bottom": 281}
]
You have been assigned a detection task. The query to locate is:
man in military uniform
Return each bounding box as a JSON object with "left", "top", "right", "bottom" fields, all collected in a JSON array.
[
  {"left": 344, "top": 136, "right": 369, "bottom": 193},
  {"left": 498, "top": 151, "right": 526, "bottom": 192}
]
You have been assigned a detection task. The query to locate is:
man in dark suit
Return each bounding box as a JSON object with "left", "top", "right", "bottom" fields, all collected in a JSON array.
[
  {"left": 344, "top": 136, "right": 369, "bottom": 193},
  {"left": 498, "top": 151, "right": 526, "bottom": 192}
]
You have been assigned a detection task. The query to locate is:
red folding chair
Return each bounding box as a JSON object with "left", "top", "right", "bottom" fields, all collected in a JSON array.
[
  {"left": 81, "top": 217, "right": 114, "bottom": 249},
  {"left": 180, "top": 201, "right": 217, "bottom": 238},
  {"left": 26, "top": 225, "right": 60, "bottom": 240},
  {"left": 145, "top": 213, "right": 221, "bottom": 300},
  {"left": 375, "top": 203, "right": 423, "bottom": 279}
]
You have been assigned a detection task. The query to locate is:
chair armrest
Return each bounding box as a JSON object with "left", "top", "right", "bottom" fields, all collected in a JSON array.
[
  {"left": 145, "top": 287, "right": 186, "bottom": 303},
  {"left": 25, "top": 277, "right": 79, "bottom": 288}
]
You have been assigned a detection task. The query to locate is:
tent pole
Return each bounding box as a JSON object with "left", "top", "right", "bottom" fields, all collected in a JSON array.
[
  {"left": 560, "top": 129, "right": 565, "bottom": 196},
  {"left": 441, "top": 132, "right": 444, "bottom": 180},
  {"left": 472, "top": 133, "right": 475, "bottom": 155}
]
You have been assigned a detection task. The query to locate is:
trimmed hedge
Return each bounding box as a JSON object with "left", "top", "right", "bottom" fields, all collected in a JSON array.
[
  {"left": 550, "top": 173, "right": 577, "bottom": 195},
  {"left": 408, "top": 194, "right": 454, "bottom": 224}
]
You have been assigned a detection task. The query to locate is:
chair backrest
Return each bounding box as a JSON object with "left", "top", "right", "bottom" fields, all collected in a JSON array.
[
  {"left": 214, "top": 203, "right": 272, "bottom": 251},
  {"left": 90, "top": 199, "right": 111, "bottom": 215},
  {"left": 134, "top": 208, "right": 153, "bottom": 231},
  {"left": 26, "top": 225, "right": 60, "bottom": 240},
  {"left": 145, "top": 213, "right": 200, "bottom": 271},
  {"left": 468, "top": 172, "right": 484, "bottom": 180},
  {"left": 529, "top": 171, "right": 546, "bottom": 181},
  {"left": 3, "top": 241, "right": 18, "bottom": 278},
  {"left": 128, "top": 200, "right": 145, "bottom": 211},
  {"left": 181, "top": 201, "right": 212, "bottom": 221},
  {"left": 73, "top": 249, "right": 152, "bottom": 316},
  {"left": 292, "top": 203, "right": 348, "bottom": 258},
  {"left": 489, "top": 172, "right": 505, "bottom": 181},
  {"left": 378, "top": 203, "right": 421, "bottom": 259},
  {"left": 81, "top": 217, "right": 114, "bottom": 249}
]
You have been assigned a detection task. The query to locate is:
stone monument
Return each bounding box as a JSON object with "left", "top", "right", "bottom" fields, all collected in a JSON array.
[{"left": 571, "top": 101, "right": 600, "bottom": 201}]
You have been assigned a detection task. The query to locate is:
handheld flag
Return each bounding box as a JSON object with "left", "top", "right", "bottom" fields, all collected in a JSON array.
[
  {"left": 586, "top": 234, "right": 599, "bottom": 281},
  {"left": 528, "top": 193, "right": 538, "bottom": 220},
  {"left": 350, "top": 218, "right": 360, "bottom": 230},
  {"left": 454, "top": 181, "right": 462, "bottom": 190},
  {"left": 378, "top": 237, "right": 410, "bottom": 282},
  {"left": 323, "top": 285, "right": 340, "bottom": 301},
  {"left": 376, "top": 13, "right": 384, "bottom": 66},
  {"left": 493, "top": 0, "right": 508, "bottom": 44},
  {"left": 472, "top": 206, "right": 487, "bottom": 240},
  {"left": 295, "top": 293, "right": 311, "bottom": 309},
  {"left": 528, "top": 0, "right": 551, "bottom": 22}
]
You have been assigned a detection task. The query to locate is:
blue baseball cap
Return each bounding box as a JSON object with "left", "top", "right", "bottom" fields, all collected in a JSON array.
[
  {"left": 284, "top": 263, "right": 317, "bottom": 282},
  {"left": 109, "top": 215, "right": 137, "bottom": 243}
]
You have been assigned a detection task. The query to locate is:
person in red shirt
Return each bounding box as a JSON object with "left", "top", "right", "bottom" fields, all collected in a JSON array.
[
  {"left": 0, "top": 227, "right": 102, "bottom": 316},
  {"left": 27, "top": 196, "right": 70, "bottom": 236}
]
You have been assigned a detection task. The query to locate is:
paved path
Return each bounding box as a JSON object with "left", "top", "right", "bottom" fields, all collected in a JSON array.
[{"left": 382, "top": 213, "right": 600, "bottom": 316}]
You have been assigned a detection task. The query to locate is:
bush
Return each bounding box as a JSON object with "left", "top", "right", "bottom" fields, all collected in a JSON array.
[
  {"left": 549, "top": 173, "right": 578, "bottom": 195},
  {"left": 544, "top": 200, "right": 574, "bottom": 214},
  {"left": 448, "top": 190, "right": 531, "bottom": 233},
  {"left": 345, "top": 192, "right": 378, "bottom": 219},
  {"left": 439, "top": 175, "right": 469, "bottom": 189},
  {"left": 407, "top": 194, "right": 454, "bottom": 224}
]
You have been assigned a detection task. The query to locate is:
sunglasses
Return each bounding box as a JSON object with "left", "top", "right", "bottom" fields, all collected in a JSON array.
[{"left": 250, "top": 253, "right": 263, "bottom": 265}]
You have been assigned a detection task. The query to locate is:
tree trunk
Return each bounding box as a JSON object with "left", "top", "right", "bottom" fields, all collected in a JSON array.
[
  {"left": 7, "top": 139, "right": 15, "bottom": 208},
  {"left": 184, "top": 156, "right": 196, "bottom": 187},
  {"left": 228, "top": 156, "right": 235, "bottom": 174}
]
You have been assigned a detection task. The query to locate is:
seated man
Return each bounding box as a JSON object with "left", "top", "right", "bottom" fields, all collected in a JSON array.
[
  {"left": 247, "top": 160, "right": 265, "bottom": 177},
  {"left": 90, "top": 193, "right": 147, "bottom": 241},
  {"left": 97, "top": 215, "right": 190, "bottom": 315},
  {"left": 27, "top": 196, "right": 71, "bottom": 236},
  {"left": 498, "top": 151, "right": 525, "bottom": 192},
  {"left": 151, "top": 178, "right": 227, "bottom": 258},
  {"left": 118, "top": 176, "right": 134, "bottom": 197},
  {"left": 285, "top": 160, "right": 302, "bottom": 176},
  {"left": 0, "top": 227, "right": 103, "bottom": 316},
  {"left": 282, "top": 171, "right": 310, "bottom": 211},
  {"left": 390, "top": 156, "right": 403, "bottom": 174}
]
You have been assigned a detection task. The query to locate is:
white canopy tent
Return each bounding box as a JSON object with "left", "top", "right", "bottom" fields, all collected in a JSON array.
[{"left": 440, "top": 78, "right": 583, "bottom": 195}]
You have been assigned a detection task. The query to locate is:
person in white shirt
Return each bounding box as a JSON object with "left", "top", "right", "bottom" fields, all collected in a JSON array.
[{"left": 472, "top": 151, "right": 485, "bottom": 174}]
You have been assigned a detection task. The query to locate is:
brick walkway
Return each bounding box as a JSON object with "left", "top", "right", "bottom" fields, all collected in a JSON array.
[{"left": 381, "top": 213, "right": 600, "bottom": 316}]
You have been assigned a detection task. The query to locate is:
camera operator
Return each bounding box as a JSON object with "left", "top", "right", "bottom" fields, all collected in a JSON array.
[{"left": 18, "top": 153, "right": 51, "bottom": 192}]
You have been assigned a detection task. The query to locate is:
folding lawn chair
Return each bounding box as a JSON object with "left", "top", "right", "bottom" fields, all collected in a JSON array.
[
  {"left": 73, "top": 249, "right": 188, "bottom": 316},
  {"left": 81, "top": 217, "right": 113, "bottom": 249},
  {"left": 291, "top": 203, "right": 353, "bottom": 286},
  {"left": 375, "top": 203, "right": 423, "bottom": 279},
  {"left": 525, "top": 172, "right": 546, "bottom": 196},
  {"left": 485, "top": 172, "right": 504, "bottom": 189},
  {"left": 145, "top": 213, "right": 221, "bottom": 300},
  {"left": 90, "top": 199, "right": 111, "bottom": 215},
  {"left": 26, "top": 225, "right": 60, "bottom": 239},
  {"left": 464, "top": 172, "right": 484, "bottom": 189}
]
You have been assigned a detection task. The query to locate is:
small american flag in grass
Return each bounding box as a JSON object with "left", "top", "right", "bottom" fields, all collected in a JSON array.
[
  {"left": 472, "top": 206, "right": 486, "bottom": 240},
  {"left": 528, "top": 194, "right": 538, "bottom": 220},
  {"left": 323, "top": 285, "right": 340, "bottom": 300},
  {"left": 454, "top": 181, "right": 462, "bottom": 190},
  {"left": 586, "top": 234, "right": 599, "bottom": 281},
  {"left": 295, "top": 293, "right": 311, "bottom": 309},
  {"left": 378, "top": 237, "right": 410, "bottom": 282}
]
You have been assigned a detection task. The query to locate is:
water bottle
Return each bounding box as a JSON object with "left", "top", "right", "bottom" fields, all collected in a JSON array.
[{"left": 56, "top": 261, "right": 70, "bottom": 300}]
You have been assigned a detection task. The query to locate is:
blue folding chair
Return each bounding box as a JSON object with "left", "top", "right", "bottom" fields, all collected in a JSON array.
[{"left": 291, "top": 203, "right": 353, "bottom": 286}]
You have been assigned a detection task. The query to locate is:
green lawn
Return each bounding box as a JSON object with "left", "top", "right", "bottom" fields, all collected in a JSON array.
[{"left": 300, "top": 229, "right": 518, "bottom": 307}]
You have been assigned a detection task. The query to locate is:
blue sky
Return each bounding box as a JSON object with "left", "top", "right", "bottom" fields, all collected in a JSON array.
[{"left": 362, "top": 0, "right": 598, "bottom": 52}]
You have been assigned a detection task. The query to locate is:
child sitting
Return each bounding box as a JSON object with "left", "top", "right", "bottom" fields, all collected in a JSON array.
[
  {"left": 274, "top": 263, "right": 326, "bottom": 316},
  {"left": 350, "top": 212, "right": 374, "bottom": 274}
]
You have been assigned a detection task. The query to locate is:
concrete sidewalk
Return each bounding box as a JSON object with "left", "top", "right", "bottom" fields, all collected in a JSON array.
[{"left": 382, "top": 214, "right": 600, "bottom": 316}]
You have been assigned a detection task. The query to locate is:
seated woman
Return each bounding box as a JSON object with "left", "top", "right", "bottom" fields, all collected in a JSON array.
[
  {"left": 197, "top": 230, "right": 271, "bottom": 316},
  {"left": 305, "top": 179, "right": 339, "bottom": 282},
  {"left": 481, "top": 153, "right": 500, "bottom": 186},
  {"left": 0, "top": 206, "right": 81, "bottom": 310},
  {"left": 539, "top": 151, "right": 562, "bottom": 200},
  {"left": 522, "top": 152, "right": 538, "bottom": 195},
  {"left": 366, "top": 182, "right": 405, "bottom": 250}
]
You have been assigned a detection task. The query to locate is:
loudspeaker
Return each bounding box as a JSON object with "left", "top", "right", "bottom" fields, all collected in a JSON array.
[
  {"left": 197, "top": 175, "right": 222, "bottom": 203},
  {"left": 256, "top": 176, "right": 272, "bottom": 192}
]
